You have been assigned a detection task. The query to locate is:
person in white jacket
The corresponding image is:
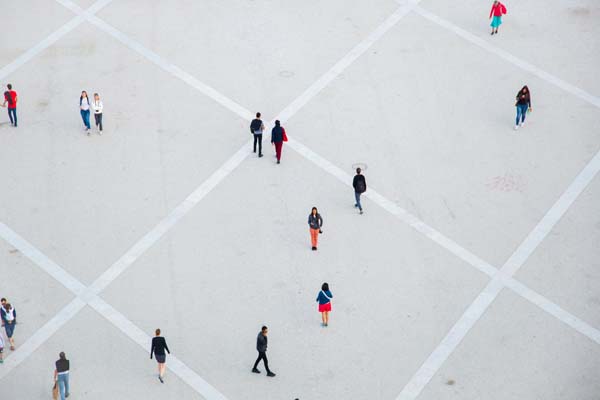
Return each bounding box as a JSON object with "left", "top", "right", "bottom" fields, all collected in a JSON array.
[{"left": 92, "top": 93, "right": 103, "bottom": 134}]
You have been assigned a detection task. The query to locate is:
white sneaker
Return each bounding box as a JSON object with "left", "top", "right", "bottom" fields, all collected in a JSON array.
[
  {"left": 514, "top": 125, "right": 519, "bottom": 130},
  {"left": 520, "top": 121, "right": 525, "bottom": 127}
]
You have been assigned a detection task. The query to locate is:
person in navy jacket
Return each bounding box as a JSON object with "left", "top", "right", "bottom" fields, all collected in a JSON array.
[{"left": 316, "top": 283, "right": 333, "bottom": 327}]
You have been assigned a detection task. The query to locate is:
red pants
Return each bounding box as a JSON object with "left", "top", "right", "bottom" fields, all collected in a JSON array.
[
  {"left": 274, "top": 142, "right": 283, "bottom": 161},
  {"left": 310, "top": 228, "right": 319, "bottom": 247}
]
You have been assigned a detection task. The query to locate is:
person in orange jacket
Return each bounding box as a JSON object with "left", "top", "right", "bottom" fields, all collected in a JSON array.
[{"left": 489, "top": 1, "right": 506, "bottom": 35}]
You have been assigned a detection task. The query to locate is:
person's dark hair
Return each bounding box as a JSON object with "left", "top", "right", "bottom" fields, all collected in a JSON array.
[
  {"left": 321, "top": 282, "right": 329, "bottom": 291},
  {"left": 520, "top": 85, "right": 529, "bottom": 94},
  {"left": 275, "top": 120, "right": 280, "bottom": 126},
  {"left": 155, "top": 328, "right": 161, "bottom": 336},
  {"left": 261, "top": 326, "right": 268, "bottom": 332},
  {"left": 59, "top": 352, "right": 66, "bottom": 360},
  {"left": 256, "top": 112, "right": 261, "bottom": 118},
  {"left": 356, "top": 167, "right": 361, "bottom": 174},
  {"left": 7, "top": 84, "right": 12, "bottom": 90},
  {"left": 80, "top": 90, "right": 89, "bottom": 105},
  {"left": 0, "top": 298, "right": 5, "bottom": 303},
  {"left": 4, "top": 303, "right": 10, "bottom": 311},
  {"left": 311, "top": 207, "right": 318, "bottom": 215}
]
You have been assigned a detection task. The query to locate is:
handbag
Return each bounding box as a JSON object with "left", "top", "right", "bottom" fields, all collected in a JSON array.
[
  {"left": 52, "top": 383, "right": 59, "bottom": 400},
  {"left": 282, "top": 128, "right": 288, "bottom": 142}
]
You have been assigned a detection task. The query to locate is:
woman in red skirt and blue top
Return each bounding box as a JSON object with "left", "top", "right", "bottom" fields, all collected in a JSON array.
[{"left": 316, "top": 283, "right": 333, "bottom": 327}]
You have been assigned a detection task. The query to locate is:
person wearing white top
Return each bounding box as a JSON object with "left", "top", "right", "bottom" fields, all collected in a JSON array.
[
  {"left": 92, "top": 93, "right": 103, "bottom": 134},
  {"left": 79, "top": 90, "right": 91, "bottom": 133}
]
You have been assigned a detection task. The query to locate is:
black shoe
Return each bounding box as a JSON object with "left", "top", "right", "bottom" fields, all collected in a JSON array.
[
  {"left": 311, "top": 246, "right": 316, "bottom": 251},
  {"left": 267, "top": 372, "right": 276, "bottom": 377},
  {"left": 491, "top": 31, "right": 494, "bottom": 35},
  {"left": 253, "top": 149, "right": 256, "bottom": 153},
  {"left": 277, "top": 160, "right": 280, "bottom": 164},
  {"left": 158, "top": 376, "right": 164, "bottom": 383},
  {"left": 252, "top": 368, "right": 261, "bottom": 374},
  {"left": 259, "top": 154, "right": 263, "bottom": 158}
]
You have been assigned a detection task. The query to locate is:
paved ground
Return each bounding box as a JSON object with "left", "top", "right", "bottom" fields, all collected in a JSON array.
[{"left": 0, "top": 0, "right": 599, "bottom": 399}]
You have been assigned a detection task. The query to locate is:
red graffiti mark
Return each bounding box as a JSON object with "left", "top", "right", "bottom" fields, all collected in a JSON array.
[{"left": 485, "top": 173, "right": 526, "bottom": 193}]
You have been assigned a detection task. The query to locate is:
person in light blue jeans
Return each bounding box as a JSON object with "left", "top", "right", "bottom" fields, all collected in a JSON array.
[
  {"left": 79, "top": 90, "right": 91, "bottom": 133},
  {"left": 54, "top": 352, "right": 70, "bottom": 400}
]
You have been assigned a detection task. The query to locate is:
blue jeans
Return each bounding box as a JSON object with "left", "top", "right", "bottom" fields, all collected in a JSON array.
[
  {"left": 354, "top": 192, "right": 362, "bottom": 211},
  {"left": 80, "top": 109, "right": 90, "bottom": 129},
  {"left": 4, "top": 322, "right": 15, "bottom": 338},
  {"left": 57, "top": 373, "right": 69, "bottom": 400},
  {"left": 516, "top": 104, "right": 528, "bottom": 125},
  {"left": 8, "top": 108, "right": 16, "bottom": 126}
]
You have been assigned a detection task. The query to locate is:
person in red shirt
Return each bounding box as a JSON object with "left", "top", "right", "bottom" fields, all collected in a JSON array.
[
  {"left": 489, "top": 1, "right": 506, "bottom": 35},
  {"left": 2, "top": 84, "right": 17, "bottom": 127}
]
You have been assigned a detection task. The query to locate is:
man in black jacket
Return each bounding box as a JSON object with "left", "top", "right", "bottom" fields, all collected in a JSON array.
[
  {"left": 252, "top": 326, "right": 275, "bottom": 377},
  {"left": 250, "top": 112, "right": 264, "bottom": 157},
  {"left": 352, "top": 168, "right": 367, "bottom": 214}
]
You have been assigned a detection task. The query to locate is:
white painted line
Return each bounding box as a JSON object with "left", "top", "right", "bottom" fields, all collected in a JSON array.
[
  {"left": 89, "top": 143, "right": 252, "bottom": 294},
  {"left": 0, "top": 222, "right": 87, "bottom": 296},
  {"left": 288, "top": 138, "right": 498, "bottom": 278},
  {"left": 0, "top": 0, "right": 113, "bottom": 80},
  {"left": 413, "top": 6, "right": 600, "bottom": 109},
  {"left": 0, "top": 298, "right": 86, "bottom": 380},
  {"left": 88, "top": 297, "right": 229, "bottom": 400},
  {"left": 395, "top": 149, "right": 600, "bottom": 399},
  {"left": 277, "top": 1, "right": 420, "bottom": 123}
]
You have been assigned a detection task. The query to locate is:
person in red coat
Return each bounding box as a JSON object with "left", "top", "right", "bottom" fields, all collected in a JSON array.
[{"left": 489, "top": 1, "right": 506, "bottom": 35}]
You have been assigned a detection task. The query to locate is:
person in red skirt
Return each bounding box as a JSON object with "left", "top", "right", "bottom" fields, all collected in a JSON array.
[{"left": 316, "top": 283, "right": 333, "bottom": 327}]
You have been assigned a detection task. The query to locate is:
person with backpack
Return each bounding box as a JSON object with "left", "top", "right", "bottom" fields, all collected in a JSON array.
[
  {"left": 271, "top": 120, "right": 286, "bottom": 164},
  {"left": 489, "top": 1, "right": 506, "bottom": 35},
  {"left": 250, "top": 112, "right": 265, "bottom": 157},
  {"left": 514, "top": 85, "right": 532, "bottom": 130},
  {"left": 79, "top": 91, "right": 91, "bottom": 133},
  {"left": 308, "top": 207, "right": 323, "bottom": 251},
  {"left": 352, "top": 168, "right": 367, "bottom": 214},
  {"left": 92, "top": 93, "right": 103, "bottom": 135},
  {"left": 2, "top": 84, "right": 18, "bottom": 127},
  {"left": 316, "top": 283, "right": 333, "bottom": 327}
]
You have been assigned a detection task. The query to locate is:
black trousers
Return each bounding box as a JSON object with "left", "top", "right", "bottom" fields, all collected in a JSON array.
[
  {"left": 253, "top": 134, "right": 262, "bottom": 155},
  {"left": 94, "top": 113, "right": 103, "bottom": 131},
  {"left": 253, "top": 351, "right": 270, "bottom": 372}
]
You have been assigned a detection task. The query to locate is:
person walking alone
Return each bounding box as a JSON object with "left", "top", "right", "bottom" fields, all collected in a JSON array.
[
  {"left": 53, "top": 352, "right": 70, "bottom": 400},
  {"left": 92, "top": 93, "right": 103, "bottom": 135},
  {"left": 352, "top": 168, "right": 367, "bottom": 214},
  {"left": 271, "top": 120, "right": 285, "bottom": 164},
  {"left": 2, "top": 84, "right": 17, "bottom": 127},
  {"left": 514, "top": 85, "right": 532, "bottom": 130},
  {"left": 252, "top": 326, "right": 276, "bottom": 377},
  {"left": 79, "top": 91, "right": 91, "bottom": 134},
  {"left": 489, "top": 0, "right": 506, "bottom": 35},
  {"left": 250, "top": 112, "right": 265, "bottom": 157},
  {"left": 1, "top": 302, "right": 16, "bottom": 350},
  {"left": 150, "top": 328, "right": 170, "bottom": 383},
  {"left": 316, "top": 283, "right": 333, "bottom": 327},
  {"left": 308, "top": 207, "right": 323, "bottom": 251}
]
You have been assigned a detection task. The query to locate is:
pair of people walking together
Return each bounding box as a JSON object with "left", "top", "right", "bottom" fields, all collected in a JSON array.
[
  {"left": 80, "top": 91, "right": 103, "bottom": 134},
  {"left": 249, "top": 113, "right": 287, "bottom": 163}
]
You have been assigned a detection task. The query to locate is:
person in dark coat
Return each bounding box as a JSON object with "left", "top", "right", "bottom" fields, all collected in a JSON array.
[
  {"left": 250, "top": 112, "right": 265, "bottom": 157},
  {"left": 514, "top": 85, "right": 532, "bottom": 130},
  {"left": 352, "top": 168, "right": 367, "bottom": 214},
  {"left": 150, "top": 328, "right": 171, "bottom": 383},
  {"left": 271, "top": 120, "right": 285, "bottom": 164},
  {"left": 252, "top": 326, "right": 275, "bottom": 377},
  {"left": 308, "top": 207, "right": 323, "bottom": 251}
]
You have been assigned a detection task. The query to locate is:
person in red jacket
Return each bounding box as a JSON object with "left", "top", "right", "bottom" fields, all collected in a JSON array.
[{"left": 489, "top": 1, "right": 506, "bottom": 35}]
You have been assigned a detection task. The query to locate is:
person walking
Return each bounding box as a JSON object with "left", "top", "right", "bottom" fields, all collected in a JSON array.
[
  {"left": 1, "top": 302, "right": 16, "bottom": 350},
  {"left": 308, "top": 207, "right": 323, "bottom": 251},
  {"left": 0, "top": 298, "right": 5, "bottom": 328},
  {"left": 514, "top": 85, "right": 532, "bottom": 130},
  {"left": 489, "top": 0, "right": 506, "bottom": 35},
  {"left": 150, "top": 328, "right": 170, "bottom": 383},
  {"left": 2, "top": 84, "right": 17, "bottom": 127},
  {"left": 250, "top": 112, "right": 265, "bottom": 157},
  {"left": 252, "top": 326, "right": 275, "bottom": 377},
  {"left": 92, "top": 93, "right": 103, "bottom": 135},
  {"left": 271, "top": 120, "right": 285, "bottom": 164},
  {"left": 352, "top": 168, "right": 367, "bottom": 214},
  {"left": 79, "top": 91, "right": 91, "bottom": 134},
  {"left": 316, "top": 283, "right": 333, "bottom": 327},
  {"left": 53, "top": 352, "right": 70, "bottom": 400}
]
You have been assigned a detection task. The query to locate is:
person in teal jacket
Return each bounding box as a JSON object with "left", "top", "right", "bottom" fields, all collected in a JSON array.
[{"left": 316, "top": 282, "right": 333, "bottom": 327}]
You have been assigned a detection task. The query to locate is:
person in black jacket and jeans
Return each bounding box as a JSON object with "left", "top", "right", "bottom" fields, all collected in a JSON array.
[
  {"left": 352, "top": 168, "right": 367, "bottom": 214},
  {"left": 150, "top": 328, "right": 170, "bottom": 383},
  {"left": 271, "top": 120, "right": 285, "bottom": 164},
  {"left": 250, "top": 112, "right": 264, "bottom": 157},
  {"left": 252, "top": 326, "right": 275, "bottom": 377}
]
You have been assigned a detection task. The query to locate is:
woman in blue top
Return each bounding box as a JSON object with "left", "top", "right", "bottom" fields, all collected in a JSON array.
[{"left": 316, "top": 282, "right": 333, "bottom": 327}]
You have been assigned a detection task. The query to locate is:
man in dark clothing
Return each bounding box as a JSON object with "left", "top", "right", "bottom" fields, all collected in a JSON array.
[
  {"left": 250, "top": 112, "right": 264, "bottom": 157},
  {"left": 2, "top": 84, "right": 17, "bottom": 127},
  {"left": 352, "top": 168, "right": 367, "bottom": 214},
  {"left": 271, "top": 120, "right": 284, "bottom": 164},
  {"left": 252, "top": 326, "right": 275, "bottom": 377}
]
